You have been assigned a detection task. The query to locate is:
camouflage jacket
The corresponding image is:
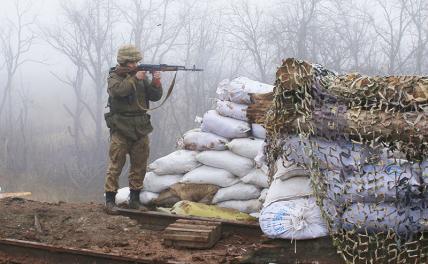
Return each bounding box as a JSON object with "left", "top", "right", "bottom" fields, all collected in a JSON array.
[{"left": 105, "top": 70, "right": 163, "bottom": 141}]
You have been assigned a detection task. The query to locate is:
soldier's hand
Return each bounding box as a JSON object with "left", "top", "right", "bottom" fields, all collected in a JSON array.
[
  {"left": 135, "top": 71, "right": 146, "bottom": 80},
  {"left": 152, "top": 71, "right": 161, "bottom": 80}
]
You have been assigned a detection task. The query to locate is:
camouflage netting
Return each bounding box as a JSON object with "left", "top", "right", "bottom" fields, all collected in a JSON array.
[{"left": 263, "top": 58, "right": 428, "bottom": 263}]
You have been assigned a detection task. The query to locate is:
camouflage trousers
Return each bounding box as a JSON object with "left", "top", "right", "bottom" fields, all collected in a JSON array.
[{"left": 104, "top": 132, "right": 149, "bottom": 192}]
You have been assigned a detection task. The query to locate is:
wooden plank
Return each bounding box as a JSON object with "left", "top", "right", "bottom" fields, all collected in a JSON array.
[
  {"left": 167, "top": 223, "right": 216, "bottom": 230},
  {"left": 163, "top": 234, "right": 209, "bottom": 242},
  {"left": 163, "top": 219, "right": 222, "bottom": 249},
  {"left": 0, "top": 192, "right": 32, "bottom": 199},
  {"left": 165, "top": 227, "right": 213, "bottom": 233},
  {"left": 174, "top": 219, "right": 220, "bottom": 226}
]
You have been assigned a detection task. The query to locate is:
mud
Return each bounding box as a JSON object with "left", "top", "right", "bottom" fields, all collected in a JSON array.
[{"left": 0, "top": 198, "right": 262, "bottom": 263}]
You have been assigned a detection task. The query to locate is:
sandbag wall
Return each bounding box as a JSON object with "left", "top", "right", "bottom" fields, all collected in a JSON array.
[
  {"left": 257, "top": 58, "right": 428, "bottom": 263},
  {"left": 116, "top": 77, "right": 273, "bottom": 217}
]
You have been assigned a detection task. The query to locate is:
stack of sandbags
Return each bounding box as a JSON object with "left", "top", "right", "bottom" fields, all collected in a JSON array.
[
  {"left": 258, "top": 137, "right": 329, "bottom": 240},
  {"left": 115, "top": 77, "right": 270, "bottom": 215},
  {"left": 256, "top": 58, "right": 428, "bottom": 262},
  {"left": 114, "top": 150, "right": 200, "bottom": 206},
  {"left": 141, "top": 150, "right": 200, "bottom": 204},
  {"left": 176, "top": 77, "right": 274, "bottom": 215},
  {"left": 314, "top": 141, "right": 425, "bottom": 234}
]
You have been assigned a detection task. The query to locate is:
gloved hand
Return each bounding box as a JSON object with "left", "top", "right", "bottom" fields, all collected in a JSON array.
[
  {"left": 152, "top": 71, "right": 161, "bottom": 87},
  {"left": 135, "top": 71, "right": 146, "bottom": 80}
]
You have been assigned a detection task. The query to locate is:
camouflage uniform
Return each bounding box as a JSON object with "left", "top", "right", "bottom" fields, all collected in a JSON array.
[{"left": 104, "top": 45, "right": 162, "bottom": 193}]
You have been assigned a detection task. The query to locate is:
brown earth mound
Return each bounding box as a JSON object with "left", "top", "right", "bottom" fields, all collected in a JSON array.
[{"left": 0, "top": 198, "right": 262, "bottom": 263}]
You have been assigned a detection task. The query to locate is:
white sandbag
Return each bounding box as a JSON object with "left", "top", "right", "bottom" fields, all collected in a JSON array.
[
  {"left": 216, "top": 77, "right": 274, "bottom": 105},
  {"left": 273, "top": 158, "right": 309, "bottom": 181},
  {"left": 324, "top": 162, "right": 420, "bottom": 203},
  {"left": 149, "top": 150, "right": 200, "bottom": 175},
  {"left": 250, "top": 212, "right": 260, "bottom": 218},
  {"left": 183, "top": 129, "right": 228, "bottom": 151},
  {"left": 227, "top": 138, "right": 264, "bottom": 159},
  {"left": 201, "top": 110, "right": 250, "bottom": 138},
  {"left": 254, "top": 141, "right": 267, "bottom": 168},
  {"left": 139, "top": 191, "right": 159, "bottom": 205},
  {"left": 241, "top": 168, "right": 269, "bottom": 188},
  {"left": 259, "top": 188, "right": 268, "bottom": 202},
  {"left": 143, "top": 172, "right": 182, "bottom": 193},
  {"left": 212, "top": 183, "right": 261, "bottom": 204},
  {"left": 264, "top": 177, "right": 313, "bottom": 206},
  {"left": 216, "top": 100, "right": 248, "bottom": 121},
  {"left": 180, "top": 165, "right": 240, "bottom": 187},
  {"left": 310, "top": 138, "right": 370, "bottom": 170},
  {"left": 342, "top": 203, "right": 426, "bottom": 233},
  {"left": 115, "top": 187, "right": 130, "bottom": 205},
  {"left": 282, "top": 136, "right": 311, "bottom": 166},
  {"left": 251, "top": 124, "right": 266, "bottom": 139},
  {"left": 196, "top": 150, "right": 254, "bottom": 177},
  {"left": 259, "top": 197, "right": 328, "bottom": 240},
  {"left": 217, "top": 199, "right": 262, "bottom": 214}
]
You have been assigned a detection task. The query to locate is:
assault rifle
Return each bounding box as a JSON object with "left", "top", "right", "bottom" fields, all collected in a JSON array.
[
  {"left": 110, "top": 63, "right": 203, "bottom": 111},
  {"left": 113, "top": 63, "right": 203, "bottom": 76}
]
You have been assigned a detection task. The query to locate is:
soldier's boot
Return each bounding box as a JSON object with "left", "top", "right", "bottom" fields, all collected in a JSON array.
[
  {"left": 105, "top": 192, "right": 118, "bottom": 214},
  {"left": 129, "top": 189, "right": 148, "bottom": 211}
]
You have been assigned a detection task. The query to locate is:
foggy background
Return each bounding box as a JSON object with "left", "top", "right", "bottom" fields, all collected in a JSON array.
[{"left": 0, "top": 0, "right": 427, "bottom": 202}]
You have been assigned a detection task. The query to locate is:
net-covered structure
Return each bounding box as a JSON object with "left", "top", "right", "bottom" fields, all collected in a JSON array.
[{"left": 250, "top": 58, "right": 428, "bottom": 263}]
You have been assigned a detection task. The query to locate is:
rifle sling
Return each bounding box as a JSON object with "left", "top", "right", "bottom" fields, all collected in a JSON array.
[{"left": 135, "top": 72, "right": 177, "bottom": 111}]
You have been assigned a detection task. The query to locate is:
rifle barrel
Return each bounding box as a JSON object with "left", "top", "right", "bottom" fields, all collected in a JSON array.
[{"left": 136, "top": 64, "right": 203, "bottom": 72}]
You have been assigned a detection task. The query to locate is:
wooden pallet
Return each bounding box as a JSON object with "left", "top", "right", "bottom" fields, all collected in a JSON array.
[
  {"left": 163, "top": 219, "right": 222, "bottom": 249},
  {"left": 0, "top": 192, "right": 32, "bottom": 199}
]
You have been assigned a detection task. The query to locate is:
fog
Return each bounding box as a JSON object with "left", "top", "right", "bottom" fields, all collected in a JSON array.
[{"left": 0, "top": 0, "right": 427, "bottom": 202}]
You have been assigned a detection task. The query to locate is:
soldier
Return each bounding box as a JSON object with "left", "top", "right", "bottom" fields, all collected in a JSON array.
[{"left": 104, "top": 44, "right": 162, "bottom": 212}]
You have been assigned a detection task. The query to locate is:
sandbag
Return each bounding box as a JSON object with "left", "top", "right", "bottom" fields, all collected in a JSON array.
[
  {"left": 216, "top": 100, "right": 248, "bottom": 121},
  {"left": 259, "top": 188, "right": 268, "bottom": 202},
  {"left": 341, "top": 203, "right": 426, "bottom": 234},
  {"left": 148, "top": 150, "right": 200, "bottom": 175},
  {"left": 196, "top": 150, "right": 254, "bottom": 177},
  {"left": 273, "top": 158, "right": 309, "bottom": 181},
  {"left": 212, "top": 183, "right": 261, "bottom": 204},
  {"left": 227, "top": 138, "right": 265, "bottom": 159},
  {"left": 282, "top": 136, "right": 311, "bottom": 166},
  {"left": 154, "top": 183, "right": 220, "bottom": 207},
  {"left": 143, "top": 172, "right": 182, "bottom": 193},
  {"left": 254, "top": 141, "right": 267, "bottom": 168},
  {"left": 264, "top": 177, "right": 313, "bottom": 206},
  {"left": 139, "top": 191, "right": 159, "bottom": 205},
  {"left": 324, "top": 162, "right": 420, "bottom": 203},
  {"left": 180, "top": 165, "right": 239, "bottom": 187},
  {"left": 251, "top": 124, "right": 266, "bottom": 139},
  {"left": 115, "top": 187, "right": 129, "bottom": 205},
  {"left": 241, "top": 168, "right": 269, "bottom": 188},
  {"left": 259, "top": 197, "right": 328, "bottom": 240},
  {"left": 170, "top": 200, "right": 257, "bottom": 222},
  {"left": 183, "top": 129, "right": 228, "bottom": 151},
  {"left": 250, "top": 212, "right": 260, "bottom": 218},
  {"left": 201, "top": 110, "right": 250, "bottom": 138},
  {"left": 216, "top": 77, "right": 274, "bottom": 105},
  {"left": 217, "top": 199, "right": 262, "bottom": 214},
  {"left": 310, "top": 138, "right": 370, "bottom": 171}
]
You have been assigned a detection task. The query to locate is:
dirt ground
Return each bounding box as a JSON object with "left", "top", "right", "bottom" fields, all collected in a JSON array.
[{"left": 0, "top": 198, "right": 263, "bottom": 263}]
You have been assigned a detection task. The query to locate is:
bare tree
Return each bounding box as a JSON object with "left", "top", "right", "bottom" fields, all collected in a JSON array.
[
  {"left": 224, "top": 0, "right": 274, "bottom": 83},
  {"left": 0, "top": 0, "right": 38, "bottom": 172},
  {"left": 43, "top": 9, "right": 88, "bottom": 168},
  {"left": 61, "top": 0, "right": 116, "bottom": 153},
  {"left": 371, "top": 0, "right": 412, "bottom": 74},
  {"left": 0, "top": 0, "right": 37, "bottom": 128},
  {"left": 270, "top": 0, "right": 323, "bottom": 62},
  {"left": 403, "top": 0, "right": 428, "bottom": 74}
]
